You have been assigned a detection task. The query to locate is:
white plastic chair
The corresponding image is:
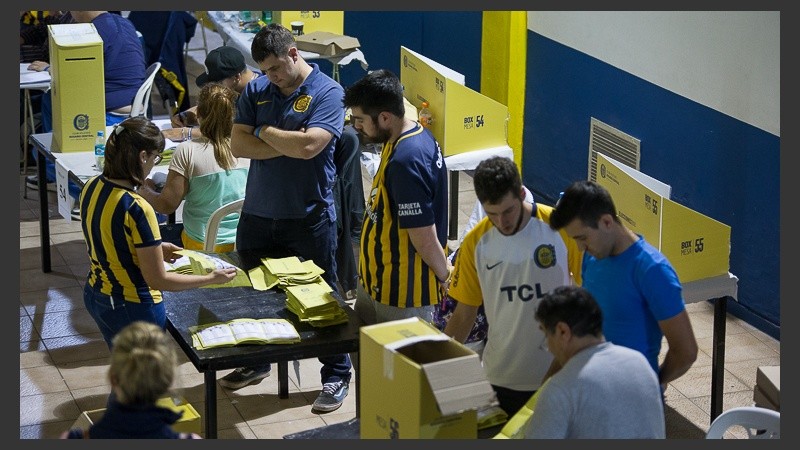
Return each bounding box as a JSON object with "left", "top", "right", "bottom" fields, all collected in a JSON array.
[
  {"left": 706, "top": 406, "right": 780, "bottom": 439},
  {"left": 203, "top": 198, "right": 244, "bottom": 252},
  {"left": 130, "top": 62, "right": 161, "bottom": 118}
]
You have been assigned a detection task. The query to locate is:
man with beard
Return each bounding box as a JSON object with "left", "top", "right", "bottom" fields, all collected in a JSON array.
[
  {"left": 343, "top": 69, "right": 451, "bottom": 325},
  {"left": 443, "top": 156, "right": 583, "bottom": 417}
]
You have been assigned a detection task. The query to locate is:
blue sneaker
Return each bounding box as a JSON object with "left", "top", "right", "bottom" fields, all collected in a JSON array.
[{"left": 312, "top": 380, "right": 349, "bottom": 412}]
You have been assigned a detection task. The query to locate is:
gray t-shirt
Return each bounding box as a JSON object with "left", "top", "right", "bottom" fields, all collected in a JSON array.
[{"left": 525, "top": 341, "right": 666, "bottom": 439}]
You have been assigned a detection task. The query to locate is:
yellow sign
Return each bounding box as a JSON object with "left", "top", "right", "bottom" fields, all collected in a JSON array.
[
  {"left": 400, "top": 46, "right": 508, "bottom": 156},
  {"left": 273, "top": 11, "right": 343, "bottom": 35},
  {"left": 596, "top": 153, "right": 731, "bottom": 282}
]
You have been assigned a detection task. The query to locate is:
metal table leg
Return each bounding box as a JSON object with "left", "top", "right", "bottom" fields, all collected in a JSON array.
[
  {"left": 449, "top": 171, "right": 459, "bottom": 240},
  {"left": 204, "top": 371, "right": 218, "bottom": 438},
  {"left": 710, "top": 296, "right": 728, "bottom": 423}
]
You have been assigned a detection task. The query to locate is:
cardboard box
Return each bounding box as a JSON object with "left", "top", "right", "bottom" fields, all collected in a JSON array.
[
  {"left": 753, "top": 385, "right": 779, "bottom": 411},
  {"left": 756, "top": 366, "right": 780, "bottom": 407},
  {"left": 360, "top": 317, "right": 496, "bottom": 439},
  {"left": 273, "top": 11, "right": 344, "bottom": 35},
  {"left": 596, "top": 153, "right": 731, "bottom": 283},
  {"left": 48, "top": 23, "right": 106, "bottom": 153},
  {"left": 69, "top": 397, "right": 201, "bottom": 435},
  {"left": 295, "top": 31, "right": 360, "bottom": 56},
  {"left": 400, "top": 46, "right": 509, "bottom": 156}
]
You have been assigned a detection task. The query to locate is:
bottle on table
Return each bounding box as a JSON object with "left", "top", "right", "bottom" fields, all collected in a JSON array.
[
  {"left": 262, "top": 10, "right": 272, "bottom": 24},
  {"left": 418, "top": 101, "right": 433, "bottom": 128},
  {"left": 94, "top": 130, "right": 105, "bottom": 172}
]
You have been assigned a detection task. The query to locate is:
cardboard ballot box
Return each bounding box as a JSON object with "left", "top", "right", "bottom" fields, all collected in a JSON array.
[
  {"left": 753, "top": 366, "right": 780, "bottom": 411},
  {"left": 596, "top": 153, "right": 731, "bottom": 283},
  {"left": 360, "top": 317, "right": 496, "bottom": 439},
  {"left": 295, "top": 31, "right": 359, "bottom": 57},
  {"left": 273, "top": 11, "right": 344, "bottom": 35},
  {"left": 48, "top": 23, "right": 106, "bottom": 153},
  {"left": 70, "top": 396, "right": 201, "bottom": 435},
  {"left": 400, "top": 46, "right": 509, "bottom": 157}
]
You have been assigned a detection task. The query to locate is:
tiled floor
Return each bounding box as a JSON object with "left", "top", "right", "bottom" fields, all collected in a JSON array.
[{"left": 19, "top": 17, "right": 780, "bottom": 439}]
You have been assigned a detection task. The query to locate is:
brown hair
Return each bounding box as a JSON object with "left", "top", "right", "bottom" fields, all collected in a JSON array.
[
  {"left": 102, "top": 116, "right": 165, "bottom": 188},
  {"left": 196, "top": 83, "right": 239, "bottom": 171}
]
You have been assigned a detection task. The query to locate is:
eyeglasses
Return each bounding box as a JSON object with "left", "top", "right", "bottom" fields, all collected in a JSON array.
[{"left": 149, "top": 148, "right": 164, "bottom": 165}]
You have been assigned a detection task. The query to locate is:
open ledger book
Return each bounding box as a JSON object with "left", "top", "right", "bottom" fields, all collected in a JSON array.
[{"left": 190, "top": 318, "right": 301, "bottom": 350}]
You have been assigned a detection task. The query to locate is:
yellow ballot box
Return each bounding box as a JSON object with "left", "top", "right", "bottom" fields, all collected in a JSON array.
[
  {"left": 360, "top": 317, "right": 496, "bottom": 439},
  {"left": 596, "top": 153, "right": 731, "bottom": 282},
  {"left": 273, "top": 11, "right": 344, "bottom": 35},
  {"left": 400, "top": 46, "right": 509, "bottom": 157},
  {"left": 48, "top": 23, "right": 105, "bottom": 153}
]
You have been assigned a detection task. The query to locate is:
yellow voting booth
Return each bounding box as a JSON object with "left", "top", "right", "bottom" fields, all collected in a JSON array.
[
  {"left": 48, "top": 23, "right": 105, "bottom": 153},
  {"left": 595, "top": 153, "right": 731, "bottom": 282},
  {"left": 272, "top": 11, "right": 343, "bottom": 35},
  {"left": 399, "top": 46, "right": 508, "bottom": 157}
]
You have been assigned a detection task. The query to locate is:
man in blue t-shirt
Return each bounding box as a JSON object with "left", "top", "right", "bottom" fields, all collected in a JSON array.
[
  {"left": 549, "top": 180, "right": 698, "bottom": 391},
  {"left": 223, "top": 23, "right": 352, "bottom": 414}
]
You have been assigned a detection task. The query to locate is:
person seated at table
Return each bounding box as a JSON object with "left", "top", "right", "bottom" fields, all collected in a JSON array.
[
  {"left": 61, "top": 321, "right": 203, "bottom": 439},
  {"left": 78, "top": 116, "right": 237, "bottom": 349},
  {"left": 139, "top": 83, "right": 249, "bottom": 252},
  {"left": 523, "top": 285, "right": 666, "bottom": 439},
  {"left": 164, "top": 46, "right": 262, "bottom": 142},
  {"left": 25, "top": 10, "right": 146, "bottom": 220},
  {"left": 20, "top": 11, "right": 72, "bottom": 63}
]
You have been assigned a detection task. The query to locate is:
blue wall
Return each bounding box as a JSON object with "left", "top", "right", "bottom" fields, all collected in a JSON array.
[
  {"left": 341, "top": 11, "right": 482, "bottom": 91},
  {"left": 523, "top": 32, "right": 780, "bottom": 338}
]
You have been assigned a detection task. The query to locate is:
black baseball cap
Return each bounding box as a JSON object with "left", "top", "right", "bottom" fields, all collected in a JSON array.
[{"left": 196, "top": 46, "right": 246, "bottom": 87}]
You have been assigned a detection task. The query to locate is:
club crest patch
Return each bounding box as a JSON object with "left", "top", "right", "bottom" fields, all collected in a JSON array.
[
  {"left": 293, "top": 95, "right": 312, "bottom": 113},
  {"left": 533, "top": 244, "right": 556, "bottom": 269}
]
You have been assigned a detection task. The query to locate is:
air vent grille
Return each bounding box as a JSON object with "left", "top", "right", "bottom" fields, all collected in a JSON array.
[{"left": 588, "top": 118, "right": 640, "bottom": 181}]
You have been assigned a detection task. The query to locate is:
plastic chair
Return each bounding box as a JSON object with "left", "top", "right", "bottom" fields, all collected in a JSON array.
[
  {"left": 705, "top": 406, "right": 780, "bottom": 439},
  {"left": 203, "top": 198, "right": 244, "bottom": 252},
  {"left": 130, "top": 62, "right": 161, "bottom": 118},
  {"left": 108, "top": 61, "right": 161, "bottom": 119}
]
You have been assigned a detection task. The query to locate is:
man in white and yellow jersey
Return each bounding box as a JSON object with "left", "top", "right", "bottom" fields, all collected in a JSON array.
[{"left": 444, "top": 156, "right": 583, "bottom": 417}]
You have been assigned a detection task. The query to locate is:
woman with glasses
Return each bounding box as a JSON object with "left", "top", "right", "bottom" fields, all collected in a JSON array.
[{"left": 78, "top": 116, "right": 238, "bottom": 349}]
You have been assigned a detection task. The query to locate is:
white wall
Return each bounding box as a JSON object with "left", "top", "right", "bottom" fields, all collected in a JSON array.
[{"left": 528, "top": 11, "right": 780, "bottom": 136}]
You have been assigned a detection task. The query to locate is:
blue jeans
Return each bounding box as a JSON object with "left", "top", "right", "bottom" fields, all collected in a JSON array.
[
  {"left": 236, "top": 208, "right": 351, "bottom": 383},
  {"left": 38, "top": 93, "right": 126, "bottom": 200},
  {"left": 83, "top": 282, "right": 166, "bottom": 349}
]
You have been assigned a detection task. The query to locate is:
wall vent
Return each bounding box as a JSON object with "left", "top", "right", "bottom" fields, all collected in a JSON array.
[{"left": 588, "top": 117, "right": 641, "bottom": 181}]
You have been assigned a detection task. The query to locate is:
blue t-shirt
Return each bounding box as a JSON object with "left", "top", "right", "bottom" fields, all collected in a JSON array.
[
  {"left": 581, "top": 235, "right": 686, "bottom": 372},
  {"left": 91, "top": 12, "right": 146, "bottom": 111},
  {"left": 235, "top": 63, "right": 343, "bottom": 220}
]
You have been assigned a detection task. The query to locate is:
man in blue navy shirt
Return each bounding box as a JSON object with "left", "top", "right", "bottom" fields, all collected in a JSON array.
[{"left": 224, "top": 23, "right": 352, "bottom": 413}]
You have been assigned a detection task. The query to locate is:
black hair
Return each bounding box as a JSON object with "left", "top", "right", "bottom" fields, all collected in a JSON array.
[
  {"left": 251, "top": 23, "right": 295, "bottom": 63},
  {"left": 473, "top": 156, "right": 523, "bottom": 205},
  {"left": 535, "top": 285, "right": 603, "bottom": 338},
  {"left": 549, "top": 180, "right": 619, "bottom": 230},
  {"left": 342, "top": 69, "right": 405, "bottom": 122}
]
